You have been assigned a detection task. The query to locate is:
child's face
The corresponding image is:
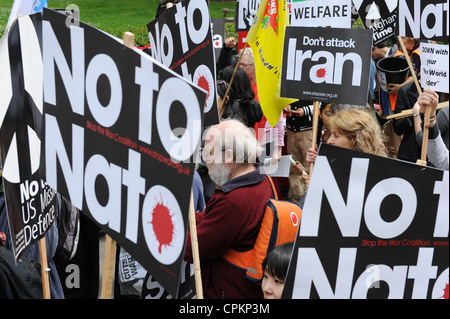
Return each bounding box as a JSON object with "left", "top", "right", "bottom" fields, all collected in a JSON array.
[{"left": 261, "top": 271, "right": 285, "bottom": 299}]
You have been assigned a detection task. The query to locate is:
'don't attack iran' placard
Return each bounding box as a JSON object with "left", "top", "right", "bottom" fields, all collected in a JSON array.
[{"left": 281, "top": 26, "right": 373, "bottom": 106}]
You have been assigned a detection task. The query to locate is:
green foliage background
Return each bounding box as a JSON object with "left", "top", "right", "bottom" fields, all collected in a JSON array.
[{"left": 0, "top": 0, "right": 237, "bottom": 44}]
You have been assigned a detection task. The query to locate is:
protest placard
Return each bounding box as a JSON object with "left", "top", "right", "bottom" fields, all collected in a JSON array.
[
  {"left": 141, "top": 260, "right": 195, "bottom": 299},
  {"left": 6, "top": 0, "right": 47, "bottom": 30},
  {"left": 353, "top": 0, "right": 397, "bottom": 45},
  {"left": 290, "top": 0, "right": 352, "bottom": 28},
  {"left": 147, "top": 0, "right": 219, "bottom": 127},
  {"left": 281, "top": 26, "right": 373, "bottom": 106},
  {"left": 211, "top": 18, "right": 225, "bottom": 63},
  {"left": 420, "top": 43, "right": 449, "bottom": 94},
  {"left": 397, "top": 0, "right": 449, "bottom": 42},
  {"left": 40, "top": 8, "right": 207, "bottom": 297},
  {"left": 282, "top": 144, "right": 449, "bottom": 299},
  {"left": 0, "top": 14, "right": 57, "bottom": 264},
  {"left": 237, "top": 0, "right": 260, "bottom": 31}
]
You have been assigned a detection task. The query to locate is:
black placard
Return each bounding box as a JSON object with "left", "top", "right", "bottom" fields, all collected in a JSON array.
[
  {"left": 0, "top": 14, "right": 58, "bottom": 261},
  {"left": 397, "top": 0, "right": 449, "bottom": 42},
  {"left": 281, "top": 26, "right": 373, "bottom": 105},
  {"left": 40, "top": 8, "right": 206, "bottom": 298},
  {"left": 354, "top": 0, "right": 398, "bottom": 45},
  {"left": 282, "top": 144, "right": 449, "bottom": 299},
  {"left": 147, "top": 0, "right": 219, "bottom": 127}
]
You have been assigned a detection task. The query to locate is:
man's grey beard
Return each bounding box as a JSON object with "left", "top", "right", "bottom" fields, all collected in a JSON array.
[{"left": 208, "top": 162, "right": 231, "bottom": 186}]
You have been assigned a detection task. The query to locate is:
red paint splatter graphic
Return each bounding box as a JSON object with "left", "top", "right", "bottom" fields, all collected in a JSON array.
[
  {"left": 196, "top": 74, "right": 210, "bottom": 108},
  {"left": 150, "top": 196, "right": 175, "bottom": 254},
  {"left": 316, "top": 68, "right": 327, "bottom": 78},
  {"left": 442, "top": 281, "right": 449, "bottom": 299}
]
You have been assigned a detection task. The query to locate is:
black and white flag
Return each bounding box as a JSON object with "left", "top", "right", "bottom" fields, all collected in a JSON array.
[{"left": 0, "top": 13, "right": 57, "bottom": 261}]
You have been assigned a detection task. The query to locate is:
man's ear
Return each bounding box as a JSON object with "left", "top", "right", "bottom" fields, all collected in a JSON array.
[{"left": 224, "top": 149, "right": 234, "bottom": 163}]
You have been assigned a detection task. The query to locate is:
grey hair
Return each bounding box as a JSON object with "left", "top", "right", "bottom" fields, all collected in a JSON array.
[
  {"left": 240, "top": 47, "right": 254, "bottom": 64},
  {"left": 203, "top": 119, "right": 262, "bottom": 164},
  {"left": 330, "top": 103, "right": 372, "bottom": 114}
]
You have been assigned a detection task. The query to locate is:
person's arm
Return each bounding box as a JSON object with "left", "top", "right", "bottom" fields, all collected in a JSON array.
[
  {"left": 184, "top": 197, "right": 243, "bottom": 263},
  {"left": 417, "top": 88, "right": 449, "bottom": 170},
  {"left": 412, "top": 102, "right": 424, "bottom": 145},
  {"left": 426, "top": 119, "right": 449, "bottom": 170},
  {"left": 393, "top": 84, "right": 414, "bottom": 135},
  {"left": 417, "top": 87, "right": 439, "bottom": 125},
  {"left": 427, "top": 129, "right": 449, "bottom": 170},
  {"left": 217, "top": 37, "right": 236, "bottom": 69},
  {"left": 387, "top": 76, "right": 413, "bottom": 95},
  {"left": 290, "top": 104, "right": 313, "bottom": 118},
  {"left": 306, "top": 145, "right": 318, "bottom": 165}
]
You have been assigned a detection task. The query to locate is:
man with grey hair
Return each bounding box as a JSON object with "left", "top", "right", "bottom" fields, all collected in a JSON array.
[{"left": 184, "top": 119, "right": 274, "bottom": 299}]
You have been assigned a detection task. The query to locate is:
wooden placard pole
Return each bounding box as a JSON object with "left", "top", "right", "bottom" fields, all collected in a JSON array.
[
  {"left": 38, "top": 237, "right": 51, "bottom": 299},
  {"left": 397, "top": 36, "right": 432, "bottom": 167},
  {"left": 122, "top": 31, "right": 135, "bottom": 49},
  {"left": 100, "top": 234, "right": 117, "bottom": 299},
  {"left": 189, "top": 192, "right": 203, "bottom": 299},
  {"left": 417, "top": 106, "right": 431, "bottom": 166},
  {"left": 397, "top": 36, "right": 422, "bottom": 95},
  {"left": 385, "top": 101, "right": 448, "bottom": 120},
  {"left": 309, "top": 101, "right": 321, "bottom": 173},
  {"left": 100, "top": 31, "right": 135, "bottom": 299}
]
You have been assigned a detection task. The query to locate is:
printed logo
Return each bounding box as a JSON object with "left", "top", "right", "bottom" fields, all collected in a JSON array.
[
  {"left": 291, "top": 211, "right": 299, "bottom": 227},
  {"left": 142, "top": 185, "right": 185, "bottom": 265}
]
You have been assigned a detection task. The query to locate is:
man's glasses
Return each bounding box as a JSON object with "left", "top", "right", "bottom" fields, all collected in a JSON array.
[{"left": 240, "top": 62, "right": 254, "bottom": 69}]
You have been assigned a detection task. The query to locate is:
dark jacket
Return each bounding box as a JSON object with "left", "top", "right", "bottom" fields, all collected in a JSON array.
[
  {"left": 184, "top": 165, "right": 273, "bottom": 299},
  {"left": 0, "top": 191, "right": 64, "bottom": 299},
  {"left": 221, "top": 100, "right": 263, "bottom": 128},
  {"left": 393, "top": 81, "right": 422, "bottom": 163},
  {"left": 217, "top": 46, "right": 238, "bottom": 70}
]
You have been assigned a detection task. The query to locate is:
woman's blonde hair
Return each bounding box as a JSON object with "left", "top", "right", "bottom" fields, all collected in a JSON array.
[{"left": 328, "top": 108, "right": 387, "bottom": 157}]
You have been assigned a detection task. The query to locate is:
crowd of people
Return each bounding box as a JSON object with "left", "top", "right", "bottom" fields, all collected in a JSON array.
[
  {"left": 0, "top": 25, "right": 448, "bottom": 299},
  {"left": 184, "top": 35, "right": 449, "bottom": 299}
]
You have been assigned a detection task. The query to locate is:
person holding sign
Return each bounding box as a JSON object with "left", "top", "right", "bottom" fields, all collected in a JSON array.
[
  {"left": 413, "top": 101, "right": 449, "bottom": 154},
  {"left": 184, "top": 119, "right": 273, "bottom": 299},
  {"left": 304, "top": 106, "right": 388, "bottom": 192},
  {"left": 326, "top": 107, "right": 387, "bottom": 157},
  {"left": 416, "top": 88, "right": 449, "bottom": 170},
  {"left": 393, "top": 81, "right": 424, "bottom": 163}
]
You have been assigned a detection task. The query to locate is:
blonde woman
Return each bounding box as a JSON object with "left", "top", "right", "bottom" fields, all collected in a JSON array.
[
  {"left": 327, "top": 108, "right": 388, "bottom": 157},
  {"left": 300, "top": 107, "right": 387, "bottom": 194}
]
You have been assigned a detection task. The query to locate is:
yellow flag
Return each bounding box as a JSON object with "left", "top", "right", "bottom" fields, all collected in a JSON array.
[{"left": 246, "top": 0, "right": 297, "bottom": 127}]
